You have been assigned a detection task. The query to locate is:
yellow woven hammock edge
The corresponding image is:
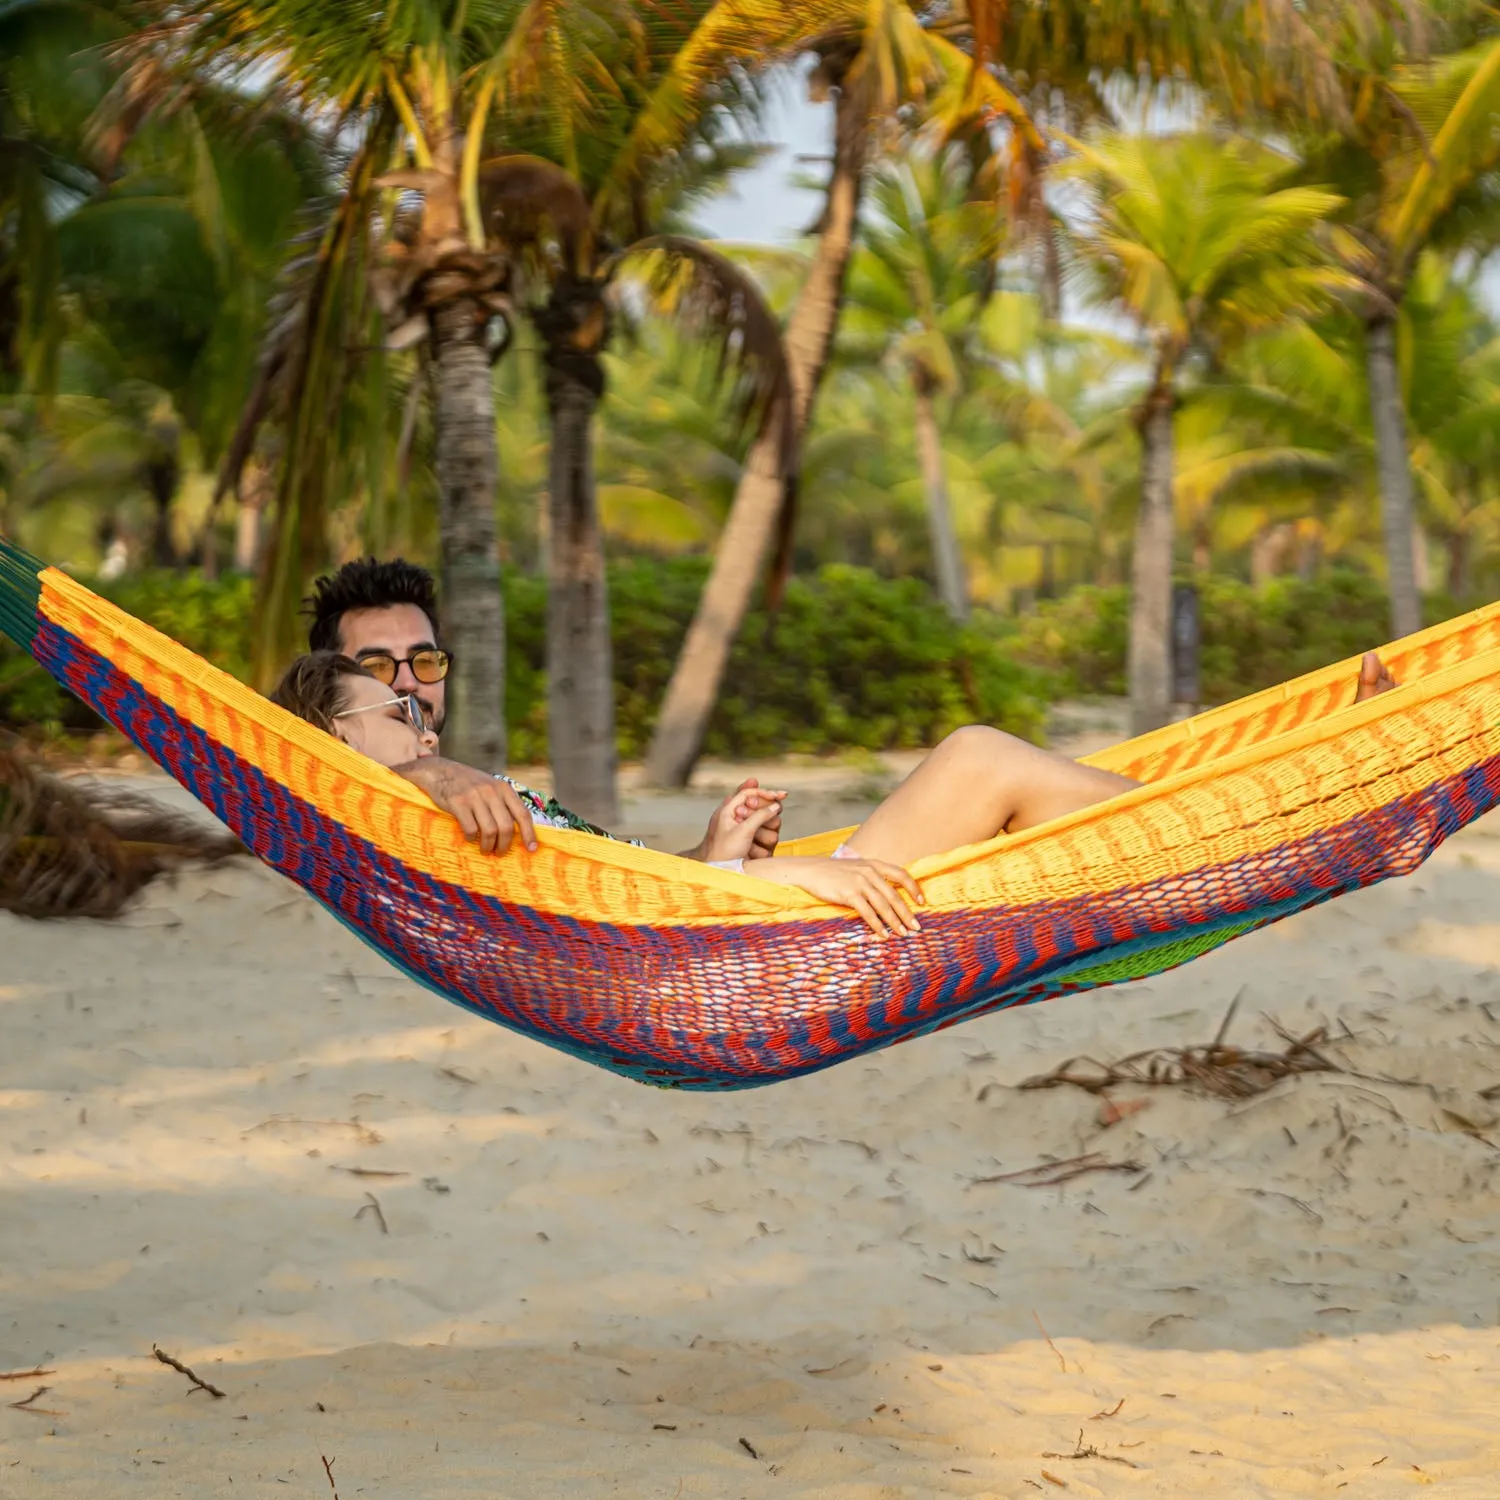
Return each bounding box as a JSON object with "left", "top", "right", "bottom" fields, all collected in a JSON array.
[{"left": 3, "top": 534, "right": 1498, "bottom": 1089}]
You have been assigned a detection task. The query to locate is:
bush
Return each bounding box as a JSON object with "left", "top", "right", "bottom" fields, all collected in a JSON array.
[
  {"left": 1, "top": 561, "right": 1050, "bottom": 758},
  {"left": 503, "top": 559, "right": 1048, "bottom": 760},
  {"left": 0, "top": 572, "right": 256, "bottom": 736},
  {"left": 1011, "top": 571, "right": 1469, "bottom": 705}
]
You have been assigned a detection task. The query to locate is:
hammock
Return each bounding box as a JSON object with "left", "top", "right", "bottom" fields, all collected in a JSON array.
[{"left": 3, "top": 535, "right": 1499, "bottom": 1091}]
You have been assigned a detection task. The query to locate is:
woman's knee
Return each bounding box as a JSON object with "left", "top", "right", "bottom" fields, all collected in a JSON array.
[
  {"left": 926, "top": 725, "right": 1023, "bottom": 788},
  {"left": 934, "top": 724, "right": 1011, "bottom": 766}
]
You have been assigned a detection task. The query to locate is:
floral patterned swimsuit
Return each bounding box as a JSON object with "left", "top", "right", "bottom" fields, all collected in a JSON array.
[{"left": 498, "top": 776, "right": 645, "bottom": 848}]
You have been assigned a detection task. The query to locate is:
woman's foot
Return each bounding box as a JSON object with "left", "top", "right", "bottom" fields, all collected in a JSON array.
[{"left": 1355, "top": 650, "right": 1399, "bottom": 702}]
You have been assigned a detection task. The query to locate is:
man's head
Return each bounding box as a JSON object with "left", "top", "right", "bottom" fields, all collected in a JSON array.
[{"left": 304, "top": 558, "right": 449, "bottom": 736}]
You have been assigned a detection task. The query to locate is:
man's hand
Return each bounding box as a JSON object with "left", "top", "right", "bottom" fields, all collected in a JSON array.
[
  {"left": 683, "top": 777, "right": 787, "bottom": 862},
  {"left": 391, "top": 757, "right": 537, "bottom": 856}
]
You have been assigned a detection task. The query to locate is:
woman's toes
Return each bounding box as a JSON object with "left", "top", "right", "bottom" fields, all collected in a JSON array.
[{"left": 1355, "top": 651, "right": 1398, "bottom": 702}]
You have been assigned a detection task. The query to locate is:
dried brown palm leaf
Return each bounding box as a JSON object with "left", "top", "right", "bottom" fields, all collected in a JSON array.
[
  {"left": 0, "top": 748, "right": 242, "bottom": 921},
  {"left": 1014, "top": 994, "right": 1411, "bottom": 1102},
  {"left": 478, "top": 154, "right": 596, "bottom": 274}
]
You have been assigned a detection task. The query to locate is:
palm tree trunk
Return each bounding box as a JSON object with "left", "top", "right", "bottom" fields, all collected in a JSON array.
[
  {"left": 911, "top": 369, "right": 967, "bottom": 622},
  {"left": 1447, "top": 527, "right": 1469, "bottom": 597},
  {"left": 543, "top": 337, "right": 617, "bottom": 826},
  {"left": 431, "top": 296, "right": 506, "bottom": 769},
  {"left": 233, "top": 462, "right": 269, "bottom": 575},
  {"left": 1128, "top": 384, "right": 1176, "bottom": 737},
  {"left": 1364, "top": 313, "right": 1422, "bottom": 639},
  {"left": 643, "top": 75, "right": 870, "bottom": 788}
]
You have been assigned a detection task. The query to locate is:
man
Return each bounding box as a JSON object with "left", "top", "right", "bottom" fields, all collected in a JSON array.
[{"left": 303, "top": 558, "right": 783, "bottom": 860}]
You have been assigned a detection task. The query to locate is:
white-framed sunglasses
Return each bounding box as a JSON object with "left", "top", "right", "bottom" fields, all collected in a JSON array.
[{"left": 332, "top": 694, "right": 428, "bottom": 735}]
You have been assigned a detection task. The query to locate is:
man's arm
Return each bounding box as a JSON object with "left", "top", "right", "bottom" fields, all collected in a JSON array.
[
  {"left": 391, "top": 758, "right": 538, "bottom": 855},
  {"left": 394, "top": 760, "right": 783, "bottom": 865}
]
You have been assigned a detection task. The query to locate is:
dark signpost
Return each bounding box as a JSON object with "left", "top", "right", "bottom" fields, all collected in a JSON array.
[{"left": 1172, "top": 583, "right": 1200, "bottom": 708}]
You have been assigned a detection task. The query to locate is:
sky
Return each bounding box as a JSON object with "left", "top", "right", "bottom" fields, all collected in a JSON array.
[
  {"left": 694, "top": 70, "right": 829, "bottom": 246},
  {"left": 692, "top": 70, "right": 1500, "bottom": 319}
]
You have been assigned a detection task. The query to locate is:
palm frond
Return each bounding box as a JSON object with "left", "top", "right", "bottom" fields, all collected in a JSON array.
[
  {"left": 1174, "top": 443, "right": 1351, "bottom": 512},
  {"left": 600, "top": 0, "right": 866, "bottom": 221},
  {"left": 0, "top": 744, "right": 241, "bottom": 920},
  {"left": 238, "top": 111, "right": 396, "bottom": 687},
  {"left": 604, "top": 231, "right": 793, "bottom": 466},
  {"left": 1388, "top": 38, "right": 1500, "bottom": 272},
  {"left": 598, "top": 481, "right": 718, "bottom": 550}
]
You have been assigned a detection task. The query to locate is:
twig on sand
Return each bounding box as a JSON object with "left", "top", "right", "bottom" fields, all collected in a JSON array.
[
  {"left": 243, "top": 1117, "right": 383, "bottom": 1146},
  {"left": 970, "top": 1154, "right": 1143, "bottom": 1189},
  {"left": 354, "top": 1192, "right": 389, "bottom": 1234},
  {"left": 1090, "top": 1398, "right": 1125, "bottom": 1420},
  {"left": 1041, "top": 1428, "right": 1142, "bottom": 1468},
  {"left": 1241, "top": 1187, "right": 1323, "bottom": 1223},
  {"left": 8, "top": 1386, "right": 65, "bottom": 1416},
  {"left": 0, "top": 1367, "right": 54, "bottom": 1381},
  {"left": 321, "top": 1454, "right": 340, "bottom": 1499},
  {"left": 152, "top": 1345, "right": 226, "bottom": 1399},
  {"left": 1033, "top": 1312, "right": 1067, "bottom": 1374}
]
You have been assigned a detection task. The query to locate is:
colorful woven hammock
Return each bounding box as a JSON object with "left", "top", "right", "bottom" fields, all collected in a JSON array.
[{"left": 3, "top": 535, "right": 1499, "bottom": 1090}]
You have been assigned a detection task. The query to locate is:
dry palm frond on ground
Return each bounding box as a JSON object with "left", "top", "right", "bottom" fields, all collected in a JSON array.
[
  {"left": 0, "top": 747, "right": 242, "bottom": 919},
  {"left": 1016, "top": 995, "right": 1383, "bottom": 1101}
]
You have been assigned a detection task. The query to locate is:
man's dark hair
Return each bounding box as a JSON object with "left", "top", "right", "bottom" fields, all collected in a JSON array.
[{"left": 304, "top": 558, "right": 440, "bottom": 653}]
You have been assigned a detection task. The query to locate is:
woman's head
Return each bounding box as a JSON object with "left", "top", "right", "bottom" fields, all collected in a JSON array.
[{"left": 271, "top": 651, "right": 437, "bottom": 768}]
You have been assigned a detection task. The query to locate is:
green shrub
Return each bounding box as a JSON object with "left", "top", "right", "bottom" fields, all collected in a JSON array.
[
  {"left": 503, "top": 559, "right": 1048, "bottom": 760},
  {"left": 1010, "top": 585, "right": 1130, "bottom": 697}
]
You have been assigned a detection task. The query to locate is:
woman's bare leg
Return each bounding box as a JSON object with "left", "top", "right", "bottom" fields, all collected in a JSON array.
[
  {"left": 840, "top": 726, "right": 1139, "bottom": 867},
  {"left": 844, "top": 652, "right": 1402, "bottom": 868}
]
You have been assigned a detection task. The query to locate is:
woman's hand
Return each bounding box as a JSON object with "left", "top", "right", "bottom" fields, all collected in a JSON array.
[
  {"left": 685, "top": 780, "right": 787, "bottom": 862},
  {"left": 742, "top": 855, "right": 923, "bottom": 938}
]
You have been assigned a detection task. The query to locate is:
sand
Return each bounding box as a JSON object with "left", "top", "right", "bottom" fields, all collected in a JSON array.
[{"left": 3, "top": 748, "right": 1500, "bottom": 1497}]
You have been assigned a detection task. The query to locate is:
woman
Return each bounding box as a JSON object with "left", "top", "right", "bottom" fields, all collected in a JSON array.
[{"left": 272, "top": 650, "right": 1397, "bottom": 939}]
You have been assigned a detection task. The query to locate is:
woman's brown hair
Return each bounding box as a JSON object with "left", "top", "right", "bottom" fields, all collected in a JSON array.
[{"left": 269, "top": 652, "right": 372, "bottom": 733}]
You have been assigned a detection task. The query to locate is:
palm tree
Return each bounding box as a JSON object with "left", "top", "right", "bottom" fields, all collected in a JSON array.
[
  {"left": 482, "top": 79, "right": 790, "bottom": 822},
  {"left": 1063, "top": 132, "right": 1356, "bottom": 734},
  {"left": 1191, "top": 253, "right": 1500, "bottom": 595},
  {"left": 140, "top": 1, "right": 623, "bottom": 765},
  {"left": 840, "top": 146, "right": 1002, "bottom": 620},
  {"left": 639, "top": 0, "right": 1382, "bottom": 784},
  {"left": 0, "top": 0, "right": 128, "bottom": 401},
  {"left": 0, "top": 2, "right": 323, "bottom": 576},
  {"left": 642, "top": 1, "right": 1034, "bottom": 787},
  {"left": 1222, "top": 5, "right": 1500, "bottom": 636}
]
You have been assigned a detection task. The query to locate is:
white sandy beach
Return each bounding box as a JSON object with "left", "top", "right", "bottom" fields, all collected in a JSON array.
[{"left": 3, "top": 740, "right": 1500, "bottom": 1497}]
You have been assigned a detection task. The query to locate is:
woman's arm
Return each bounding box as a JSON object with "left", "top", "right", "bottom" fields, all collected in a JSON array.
[{"left": 740, "top": 855, "right": 923, "bottom": 938}]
